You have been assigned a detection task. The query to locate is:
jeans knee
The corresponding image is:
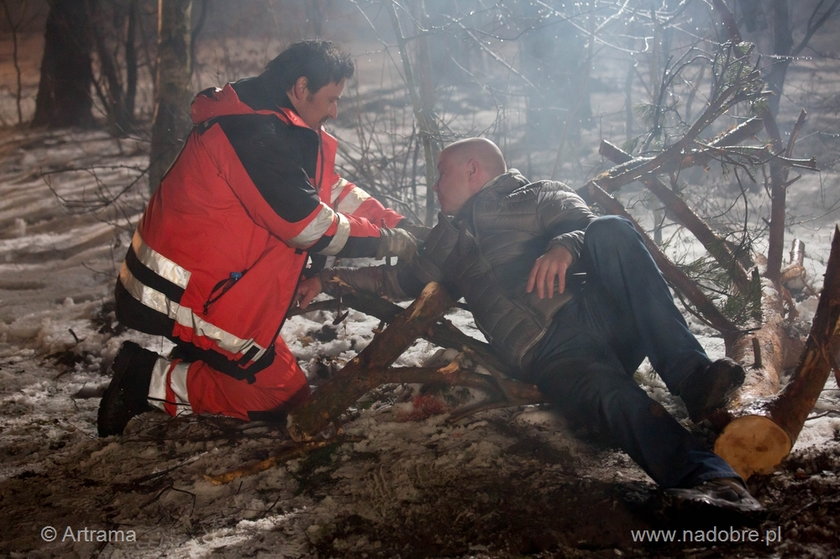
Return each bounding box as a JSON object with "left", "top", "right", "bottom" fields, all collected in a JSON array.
[
  {"left": 585, "top": 215, "right": 635, "bottom": 246},
  {"left": 583, "top": 216, "right": 645, "bottom": 266},
  {"left": 537, "top": 361, "right": 629, "bottom": 404}
]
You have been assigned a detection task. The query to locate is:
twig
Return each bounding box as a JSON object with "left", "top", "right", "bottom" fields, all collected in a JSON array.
[{"left": 204, "top": 440, "right": 334, "bottom": 485}]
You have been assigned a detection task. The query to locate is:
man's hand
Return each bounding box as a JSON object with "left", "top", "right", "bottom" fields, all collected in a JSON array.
[
  {"left": 526, "top": 245, "right": 574, "bottom": 299},
  {"left": 376, "top": 227, "right": 418, "bottom": 260},
  {"left": 296, "top": 276, "right": 323, "bottom": 309},
  {"left": 398, "top": 222, "right": 433, "bottom": 242}
]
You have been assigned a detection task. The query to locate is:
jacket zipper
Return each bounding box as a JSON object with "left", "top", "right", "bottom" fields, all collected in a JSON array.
[{"left": 203, "top": 270, "right": 245, "bottom": 315}]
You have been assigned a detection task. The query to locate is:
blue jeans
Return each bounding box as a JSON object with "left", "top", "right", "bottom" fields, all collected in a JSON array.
[{"left": 527, "top": 216, "right": 737, "bottom": 488}]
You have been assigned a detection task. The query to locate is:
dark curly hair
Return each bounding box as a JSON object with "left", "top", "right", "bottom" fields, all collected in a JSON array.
[{"left": 261, "top": 40, "right": 354, "bottom": 95}]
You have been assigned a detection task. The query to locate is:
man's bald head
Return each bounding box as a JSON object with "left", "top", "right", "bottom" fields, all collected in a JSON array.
[
  {"left": 434, "top": 138, "right": 508, "bottom": 215},
  {"left": 441, "top": 137, "right": 507, "bottom": 178}
]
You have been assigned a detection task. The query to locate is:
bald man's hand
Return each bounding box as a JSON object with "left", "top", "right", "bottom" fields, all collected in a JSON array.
[{"left": 526, "top": 245, "right": 574, "bottom": 299}]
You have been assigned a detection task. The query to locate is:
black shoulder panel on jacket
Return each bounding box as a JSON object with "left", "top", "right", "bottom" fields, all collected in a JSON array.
[
  {"left": 231, "top": 77, "right": 278, "bottom": 112},
  {"left": 218, "top": 114, "right": 322, "bottom": 223},
  {"left": 197, "top": 87, "right": 217, "bottom": 98}
]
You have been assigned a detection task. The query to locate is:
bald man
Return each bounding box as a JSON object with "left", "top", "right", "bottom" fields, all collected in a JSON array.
[
  {"left": 433, "top": 138, "right": 577, "bottom": 298},
  {"left": 297, "top": 137, "right": 761, "bottom": 515}
]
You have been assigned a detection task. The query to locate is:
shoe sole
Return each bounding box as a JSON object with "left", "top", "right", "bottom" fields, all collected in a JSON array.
[{"left": 666, "top": 486, "right": 766, "bottom": 517}]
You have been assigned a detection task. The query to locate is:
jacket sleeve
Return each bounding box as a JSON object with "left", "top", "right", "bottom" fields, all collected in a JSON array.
[
  {"left": 318, "top": 250, "right": 445, "bottom": 302},
  {"left": 328, "top": 177, "right": 405, "bottom": 228},
  {"left": 537, "top": 183, "right": 598, "bottom": 263},
  {"left": 318, "top": 128, "right": 405, "bottom": 228},
  {"left": 320, "top": 265, "right": 411, "bottom": 301},
  {"left": 319, "top": 219, "right": 454, "bottom": 301},
  {"left": 215, "top": 114, "right": 383, "bottom": 257}
]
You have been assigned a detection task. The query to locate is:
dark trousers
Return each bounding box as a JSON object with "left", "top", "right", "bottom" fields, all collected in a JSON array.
[{"left": 527, "top": 216, "right": 737, "bottom": 488}]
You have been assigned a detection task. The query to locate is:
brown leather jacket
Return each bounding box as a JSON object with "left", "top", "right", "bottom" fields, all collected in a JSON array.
[{"left": 322, "top": 170, "right": 597, "bottom": 372}]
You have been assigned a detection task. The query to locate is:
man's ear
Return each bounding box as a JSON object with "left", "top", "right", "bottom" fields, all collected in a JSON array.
[
  {"left": 289, "top": 76, "right": 309, "bottom": 101},
  {"left": 466, "top": 158, "right": 478, "bottom": 177},
  {"left": 466, "top": 159, "right": 483, "bottom": 188}
]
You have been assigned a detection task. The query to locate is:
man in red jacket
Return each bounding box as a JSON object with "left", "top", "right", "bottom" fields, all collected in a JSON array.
[{"left": 98, "top": 40, "right": 417, "bottom": 436}]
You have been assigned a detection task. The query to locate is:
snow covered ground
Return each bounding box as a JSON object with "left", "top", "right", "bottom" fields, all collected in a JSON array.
[{"left": 0, "top": 115, "right": 838, "bottom": 558}]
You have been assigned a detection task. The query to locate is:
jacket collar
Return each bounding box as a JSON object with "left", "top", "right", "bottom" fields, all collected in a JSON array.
[
  {"left": 230, "top": 76, "right": 313, "bottom": 130},
  {"left": 455, "top": 169, "right": 529, "bottom": 220},
  {"left": 480, "top": 169, "right": 528, "bottom": 194}
]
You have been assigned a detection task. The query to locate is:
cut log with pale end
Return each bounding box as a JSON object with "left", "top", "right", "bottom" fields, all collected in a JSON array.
[
  {"left": 715, "top": 227, "right": 840, "bottom": 479},
  {"left": 713, "top": 415, "right": 791, "bottom": 478}
]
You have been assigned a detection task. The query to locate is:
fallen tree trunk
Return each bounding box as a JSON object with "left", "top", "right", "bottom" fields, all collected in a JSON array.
[
  {"left": 587, "top": 116, "right": 763, "bottom": 200},
  {"left": 575, "top": 101, "right": 765, "bottom": 203},
  {"left": 330, "top": 290, "right": 511, "bottom": 376},
  {"left": 715, "top": 227, "right": 840, "bottom": 479},
  {"left": 286, "top": 282, "right": 455, "bottom": 441},
  {"left": 286, "top": 282, "right": 547, "bottom": 442}
]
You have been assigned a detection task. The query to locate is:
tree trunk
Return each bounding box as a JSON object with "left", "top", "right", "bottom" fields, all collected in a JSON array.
[
  {"left": 711, "top": 0, "right": 796, "bottom": 284},
  {"left": 125, "top": 0, "right": 138, "bottom": 122},
  {"left": 765, "top": 0, "right": 793, "bottom": 118},
  {"left": 388, "top": 1, "right": 441, "bottom": 226},
  {"left": 2, "top": 0, "right": 26, "bottom": 125},
  {"left": 413, "top": 0, "right": 439, "bottom": 227},
  {"left": 32, "top": 0, "right": 95, "bottom": 128},
  {"left": 715, "top": 228, "right": 840, "bottom": 479},
  {"left": 87, "top": 0, "right": 131, "bottom": 134},
  {"left": 149, "top": 0, "right": 192, "bottom": 193}
]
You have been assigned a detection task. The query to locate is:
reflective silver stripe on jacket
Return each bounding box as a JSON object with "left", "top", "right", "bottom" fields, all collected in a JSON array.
[
  {"left": 132, "top": 231, "right": 190, "bottom": 288},
  {"left": 148, "top": 359, "right": 193, "bottom": 415},
  {"left": 319, "top": 212, "right": 350, "bottom": 255},
  {"left": 332, "top": 178, "right": 371, "bottom": 215},
  {"left": 330, "top": 177, "right": 350, "bottom": 204},
  {"left": 120, "top": 256, "right": 269, "bottom": 362},
  {"left": 288, "top": 202, "right": 336, "bottom": 248}
]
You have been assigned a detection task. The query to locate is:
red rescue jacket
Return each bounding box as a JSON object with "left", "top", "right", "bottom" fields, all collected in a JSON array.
[{"left": 116, "top": 79, "right": 403, "bottom": 380}]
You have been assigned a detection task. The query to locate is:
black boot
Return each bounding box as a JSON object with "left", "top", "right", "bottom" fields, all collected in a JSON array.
[
  {"left": 679, "top": 357, "right": 745, "bottom": 422},
  {"left": 97, "top": 341, "right": 158, "bottom": 437},
  {"left": 667, "top": 477, "right": 765, "bottom": 516}
]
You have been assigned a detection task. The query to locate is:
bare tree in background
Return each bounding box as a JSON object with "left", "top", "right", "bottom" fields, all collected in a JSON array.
[
  {"left": 148, "top": 0, "right": 192, "bottom": 193},
  {"left": 87, "top": 0, "right": 142, "bottom": 134},
  {"left": 25, "top": 0, "right": 157, "bottom": 132},
  {"left": 734, "top": 0, "right": 840, "bottom": 118},
  {"left": 713, "top": 0, "right": 840, "bottom": 280},
  {"left": 32, "top": 0, "right": 95, "bottom": 128},
  {"left": 1, "top": 0, "right": 38, "bottom": 125}
]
